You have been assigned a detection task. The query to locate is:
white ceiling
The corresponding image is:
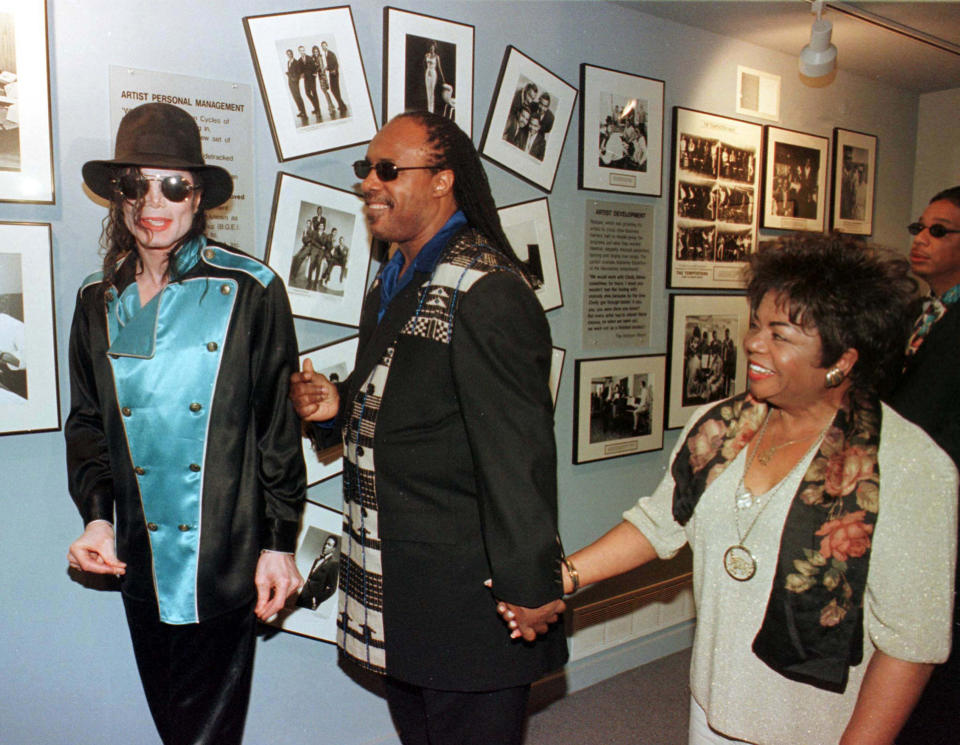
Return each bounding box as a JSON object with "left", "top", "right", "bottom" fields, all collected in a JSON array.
[{"left": 617, "top": 1, "right": 960, "bottom": 93}]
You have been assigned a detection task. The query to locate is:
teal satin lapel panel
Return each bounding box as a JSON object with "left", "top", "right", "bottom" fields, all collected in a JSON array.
[{"left": 108, "top": 273, "right": 237, "bottom": 624}]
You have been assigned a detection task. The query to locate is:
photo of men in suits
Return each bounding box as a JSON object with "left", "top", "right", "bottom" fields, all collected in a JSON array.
[{"left": 276, "top": 37, "right": 350, "bottom": 128}]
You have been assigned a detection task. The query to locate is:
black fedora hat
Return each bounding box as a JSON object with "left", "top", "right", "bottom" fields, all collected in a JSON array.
[{"left": 82, "top": 103, "right": 233, "bottom": 209}]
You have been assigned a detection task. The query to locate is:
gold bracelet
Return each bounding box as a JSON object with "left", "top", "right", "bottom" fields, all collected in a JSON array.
[{"left": 562, "top": 556, "right": 580, "bottom": 594}]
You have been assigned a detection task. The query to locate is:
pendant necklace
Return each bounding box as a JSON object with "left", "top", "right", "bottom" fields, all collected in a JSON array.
[{"left": 724, "top": 412, "right": 831, "bottom": 581}]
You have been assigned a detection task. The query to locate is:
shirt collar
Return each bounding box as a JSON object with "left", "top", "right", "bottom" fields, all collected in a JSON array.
[{"left": 938, "top": 282, "right": 960, "bottom": 306}]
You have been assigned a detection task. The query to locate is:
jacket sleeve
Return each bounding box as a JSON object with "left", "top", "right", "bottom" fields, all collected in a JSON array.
[
  {"left": 451, "top": 271, "right": 563, "bottom": 607},
  {"left": 64, "top": 287, "right": 115, "bottom": 525},
  {"left": 250, "top": 275, "right": 307, "bottom": 552}
]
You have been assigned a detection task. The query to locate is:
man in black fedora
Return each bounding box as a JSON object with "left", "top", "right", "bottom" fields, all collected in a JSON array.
[{"left": 65, "top": 102, "right": 306, "bottom": 745}]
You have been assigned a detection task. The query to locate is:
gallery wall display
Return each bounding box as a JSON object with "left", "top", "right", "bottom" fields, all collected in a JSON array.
[
  {"left": 573, "top": 354, "right": 665, "bottom": 464},
  {"left": 830, "top": 127, "right": 877, "bottom": 236},
  {"left": 0, "top": 3, "right": 53, "bottom": 203},
  {"left": 243, "top": 6, "right": 378, "bottom": 161},
  {"left": 578, "top": 63, "right": 664, "bottom": 197},
  {"left": 267, "top": 500, "right": 343, "bottom": 643},
  {"left": 761, "top": 126, "right": 829, "bottom": 232},
  {"left": 666, "top": 293, "right": 749, "bottom": 430},
  {"left": 479, "top": 46, "right": 576, "bottom": 192},
  {"left": 383, "top": 7, "right": 474, "bottom": 135},
  {"left": 496, "top": 197, "right": 563, "bottom": 312},
  {"left": 298, "top": 336, "right": 359, "bottom": 487},
  {"left": 0, "top": 222, "right": 59, "bottom": 436},
  {"left": 264, "top": 172, "right": 372, "bottom": 327},
  {"left": 668, "top": 107, "right": 762, "bottom": 290}
]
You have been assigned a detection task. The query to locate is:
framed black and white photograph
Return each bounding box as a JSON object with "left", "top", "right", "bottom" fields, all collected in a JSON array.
[
  {"left": 578, "top": 63, "right": 664, "bottom": 196},
  {"left": 243, "top": 6, "right": 377, "bottom": 161},
  {"left": 668, "top": 107, "right": 762, "bottom": 290},
  {"left": 299, "top": 336, "right": 358, "bottom": 487},
  {"left": 265, "top": 172, "right": 371, "bottom": 327},
  {"left": 830, "top": 127, "right": 877, "bottom": 236},
  {"left": 0, "top": 4, "right": 53, "bottom": 203},
  {"left": 549, "top": 346, "right": 565, "bottom": 410},
  {"left": 267, "top": 501, "right": 342, "bottom": 643},
  {"left": 761, "top": 126, "right": 828, "bottom": 232},
  {"left": 573, "top": 354, "right": 665, "bottom": 465},
  {"left": 497, "top": 197, "right": 562, "bottom": 312},
  {"left": 0, "top": 223, "right": 58, "bottom": 435},
  {"left": 479, "top": 46, "right": 576, "bottom": 192},
  {"left": 666, "top": 293, "right": 749, "bottom": 430},
  {"left": 383, "top": 7, "right": 473, "bottom": 135}
]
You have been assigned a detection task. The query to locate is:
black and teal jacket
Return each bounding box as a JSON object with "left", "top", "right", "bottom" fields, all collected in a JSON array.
[{"left": 65, "top": 237, "right": 305, "bottom": 624}]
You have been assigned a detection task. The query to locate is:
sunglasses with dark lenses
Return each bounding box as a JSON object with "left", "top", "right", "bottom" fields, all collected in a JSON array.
[
  {"left": 112, "top": 173, "right": 198, "bottom": 203},
  {"left": 907, "top": 222, "right": 960, "bottom": 239},
  {"left": 352, "top": 159, "right": 441, "bottom": 181}
]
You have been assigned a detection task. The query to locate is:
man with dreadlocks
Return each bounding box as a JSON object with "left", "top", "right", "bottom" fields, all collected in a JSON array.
[{"left": 290, "top": 111, "right": 568, "bottom": 745}]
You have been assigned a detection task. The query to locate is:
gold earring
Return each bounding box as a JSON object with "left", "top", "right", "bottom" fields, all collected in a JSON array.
[{"left": 824, "top": 367, "right": 845, "bottom": 388}]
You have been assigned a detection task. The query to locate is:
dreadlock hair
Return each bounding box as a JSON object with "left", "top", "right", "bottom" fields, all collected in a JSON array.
[
  {"left": 100, "top": 166, "right": 207, "bottom": 289},
  {"left": 391, "top": 111, "right": 532, "bottom": 280}
]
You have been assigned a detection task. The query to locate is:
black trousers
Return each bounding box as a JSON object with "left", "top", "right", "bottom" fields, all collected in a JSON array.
[
  {"left": 123, "top": 595, "right": 257, "bottom": 745},
  {"left": 385, "top": 676, "right": 530, "bottom": 745}
]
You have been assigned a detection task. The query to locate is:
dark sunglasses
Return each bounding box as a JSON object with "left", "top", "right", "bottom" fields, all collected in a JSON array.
[
  {"left": 352, "top": 159, "right": 442, "bottom": 181},
  {"left": 907, "top": 221, "right": 960, "bottom": 239},
  {"left": 112, "top": 173, "right": 199, "bottom": 203}
]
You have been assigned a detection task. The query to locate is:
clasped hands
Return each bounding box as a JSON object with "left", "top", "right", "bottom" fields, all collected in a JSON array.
[{"left": 485, "top": 579, "right": 565, "bottom": 641}]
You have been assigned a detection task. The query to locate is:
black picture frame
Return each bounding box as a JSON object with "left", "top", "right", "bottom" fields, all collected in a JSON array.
[
  {"left": 830, "top": 127, "right": 878, "bottom": 235},
  {"left": 760, "top": 125, "right": 829, "bottom": 232}
]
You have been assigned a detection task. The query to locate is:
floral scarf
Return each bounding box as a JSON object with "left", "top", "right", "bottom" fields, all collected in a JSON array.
[{"left": 671, "top": 390, "right": 881, "bottom": 692}]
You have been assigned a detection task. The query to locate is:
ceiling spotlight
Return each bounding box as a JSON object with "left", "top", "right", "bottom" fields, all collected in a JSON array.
[{"left": 799, "top": 1, "right": 837, "bottom": 78}]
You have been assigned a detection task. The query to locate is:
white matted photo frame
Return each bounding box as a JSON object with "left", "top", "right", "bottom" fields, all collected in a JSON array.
[
  {"left": 573, "top": 354, "right": 665, "bottom": 465},
  {"left": 267, "top": 500, "right": 343, "bottom": 643},
  {"left": 578, "top": 63, "right": 664, "bottom": 196},
  {"left": 497, "top": 197, "right": 562, "bottom": 312},
  {"left": 298, "top": 336, "right": 358, "bottom": 487},
  {"left": 0, "top": 222, "right": 59, "bottom": 435},
  {"left": 830, "top": 127, "right": 877, "bottom": 236},
  {"left": 383, "top": 7, "right": 473, "bottom": 136},
  {"left": 243, "top": 6, "right": 377, "bottom": 161},
  {"left": 666, "top": 293, "right": 749, "bottom": 430},
  {"left": 479, "top": 46, "right": 576, "bottom": 192},
  {"left": 668, "top": 107, "right": 762, "bottom": 290},
  {"left": 264, "top": 172, "right": 371, "bottom": 327},
  {"left": 0, "top": 3, "right": 53, "bottom": 203},
  {"left": 549, "top": 346, "right": 565, "bottom": 410},
  {"left": 761, "top": 126, "right": 828, "bottom": 232}
]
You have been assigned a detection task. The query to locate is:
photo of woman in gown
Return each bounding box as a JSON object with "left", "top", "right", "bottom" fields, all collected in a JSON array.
[{"left": 424, "top": 41, "right": 444, "bottom": 114}]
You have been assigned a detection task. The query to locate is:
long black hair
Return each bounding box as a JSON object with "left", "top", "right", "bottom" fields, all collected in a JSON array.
[{"left": 391, "top": 111, "right": 530, "bottom": 279}]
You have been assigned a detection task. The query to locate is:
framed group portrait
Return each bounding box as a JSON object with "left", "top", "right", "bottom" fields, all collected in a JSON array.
[
  {"left": 298, "top": 336, "right": 358, "bottom": 487},
  {"left": 830, "top": 127, "right": 877, "bottom": 236},
  {"left": 0, "top": 222, "right": 59, "bottom": 436},
  {"left": 761, "top": 126, "right": 829, "bottom": 232},
  {"left": 497, "top": 197, "right": 563, "bottom": 312},
  {"left": 266, "top": 501, "right": 343, "bottom": 643},
  {"left": 479, "top": 46, "right": 577, "bottom": 192},
  {"left": 0, "top": 2, "right": 53, "bottom": 203},
  {"left": 668, "top": 107, "right": 762, "bottom": 290},
  {"left": 243, "top": 6, "right": 377, "bottom": 161},
  {"left": 264, "top": 172, "right": 372, "bottom": 327},
  {"left": 573, "top": 354, "right": 665, "bottom": 465},
  {"left": 578, "top": 63, "right": 664, "bottom": 197},
  {"left": 666, "top": 293, "right": 749, "bottom": 430},
  {"left": 383, "top": 7, "right": 474, "bottom": 135}
]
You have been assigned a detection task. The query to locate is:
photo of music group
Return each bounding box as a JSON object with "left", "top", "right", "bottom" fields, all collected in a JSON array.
[
  {"left": 288, "top": 201, "right": 353, "bottom": 297},
  {"left": 674, "top": 130, "right": 757, "bottom": 265},
  {"left": 501, "top": 76, "right": 559, "bottom": 163},
  {"left": 277, "top": 37, "right": 349, "bottom": 128},
  {"left": 596, "top": 94, "right": 648, "bottom": 172}
]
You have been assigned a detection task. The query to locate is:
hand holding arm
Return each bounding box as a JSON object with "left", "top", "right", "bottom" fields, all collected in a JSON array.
[
  {"left": 67, "top": 519, "right": 126, "bottom": 575},
  {"left": 496, "top": 597, "right": 566, "bottom": 641},
  {"left": 254, "top": 550, "right": 303, "bottom": 621},
  {"left": 288, "top": 358, "right": 340, "bottom": 422}
]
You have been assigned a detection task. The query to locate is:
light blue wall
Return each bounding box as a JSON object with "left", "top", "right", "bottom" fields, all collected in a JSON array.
[{"left": 1, "top": 2, "right": 920, "bottom": 743}]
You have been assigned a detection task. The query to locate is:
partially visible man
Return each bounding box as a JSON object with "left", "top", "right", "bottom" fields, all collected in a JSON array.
[
  {"left": 284, "top": 48, "right": 307, "bottom": 122},
  {"left": 888, "top": 185, "right": 960, "bottom": 745},
  {"left": 290, "top": 111, "right": 567, "bottom": 745},
  {"left": 321, "top": 41, "right": 347, "bottom": 115}
]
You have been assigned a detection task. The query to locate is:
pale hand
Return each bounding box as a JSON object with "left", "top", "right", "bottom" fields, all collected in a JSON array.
[
  {"left": 289, "top": 358, "right": 340, "bottom": 422},
  {"left": 254, "top": 551, "right": 303, "bottom": 622},
  {"left": 67, "top": 520, "right": 126, "bottom": 576}
]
